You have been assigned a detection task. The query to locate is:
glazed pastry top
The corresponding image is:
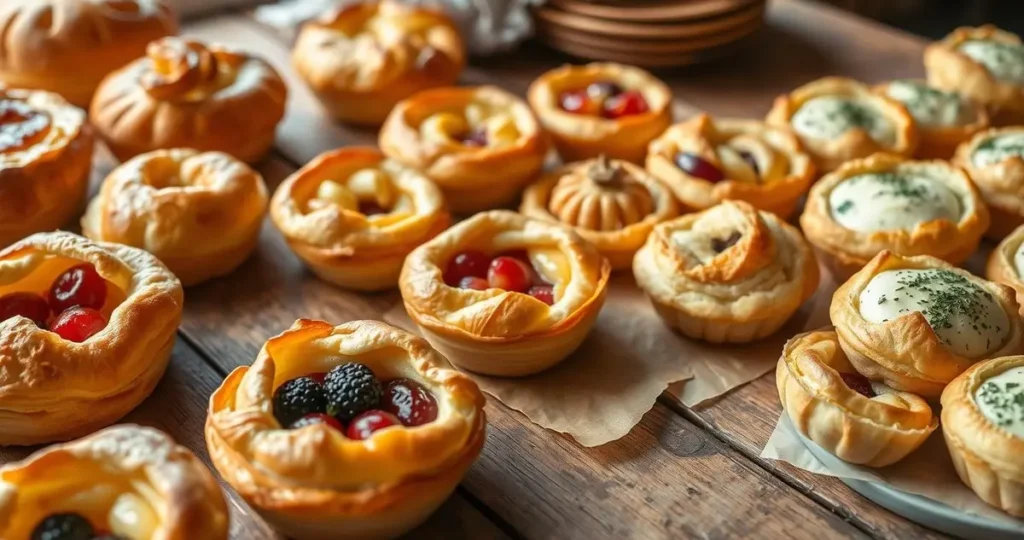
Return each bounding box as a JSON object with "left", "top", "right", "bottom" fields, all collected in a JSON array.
[
  {"left": 0, "top": 89, "right": 85, "bottom": 168},
  {"left": 790, "top": 96, "right": 896, "bottom": 146},
  {"left": 883, "top": 80, "right": 972, "bottom": 127},
  {"left": 973, "top": 366, "right": 1024, "bottom": 438},
  {"left": 957, "top": 39, "right": 1024, "bottom": 84},
  {"left": 971, "top": 131, "right": 1024, "bottom": 167},
  {"left": 828, "top": 171, "right": 962, "bottom": 233}
]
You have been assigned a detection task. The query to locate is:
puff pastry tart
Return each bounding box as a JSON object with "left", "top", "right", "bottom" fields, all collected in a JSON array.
[
  {"left": 206, "top": 319, "right": 485, "bottom": 540},
  {"left": 0, "top": 0, "right": 178, "bottom": 108},
  {"left": 270, "top": 147, "right": 449, "bottom": 291},
  {"left": 519, "top": 155, "right": 678, "bottom": 270},
  {"left": 875, "top": 79, "right": 989, "bottom": 159},
  {"left": 925, "top": 26, "right": 1024, "bottom": 126},
  {"left": 800, "top": 154, "right": 989, "bottom": 280},
  {"left": 777, "top": 329, "right": 937, "bottom": 467},
  {"left": 987, "top": 224, "right": 1024, "bottom": 309},
  {"left": 90, "top": 37, "right": 287, "bottom": 163},
  {"left": 831, "top": 251, "right": 1024, "bottom": 398},
  {"left": 953, "top": 127, "right": 1024, "bottom": 239},
  {"left": 0, "top": 88, "right": 94, "bottom": 249},
  {"left": 400, "top": 210, "right": 610, "bottom": 376},
  {"left": 82, "top": 149, "right": 268, "bottom": 287},
  {"left": 0, "top": 425, "right": 228, "bottom": 539},
  {"left": 0, "top": 232, "right": 183, "bottom": 445},
  {"left": 942, "top": 355, "right": 1024, "bottom": 517},
  {"left": 766, "top": 77, "right": 917, "bottom": 173},
  {"left": 633, "top": 200, "right": 819, "bottom": 344},
  {"left": 292, "top": 0, "right": 465, "bottom": 126},
  {"left": 645, "top": 113, "right": 815, "bottom": 218},
  {"left": 527, "top": 62, "right": 672, "bottom": 164}
]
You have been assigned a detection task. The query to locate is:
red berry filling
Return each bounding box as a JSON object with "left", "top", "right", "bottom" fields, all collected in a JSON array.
[
  {"left": 0, "top": 292, "right": 50, "bottom": 327},
  {"left": 558, "top": 80, "right": 649, "bottom": 119},
  {"left": 487, "top": 256, "right": 532, "bottom": 293},
  {"left": 383, "top": 378, "right": 439, "bottom": 426},
  {"left": 460, "top": 129, "right": 489, "bottom": 147},
  {"left": 527, "top": 285, "right": 555, "bottom": 306},
  {"left": 674, "top": 152, "right": 725, "bottom": 183},
  {"left": 49, "top": 263, "right": 107, "bottom": 313},
  {"left": 459, "top": 276, "right": 490, "bottom": 290},
  {"left": 290, "top": 413, "right": 344, "bottom": 431},
  {"left": 50, "top": 307, "right": 107, "bottom": 343},
  {"left": 558, "top": 90, "right": 602, "bottom": 116},
  {"left": 603, "top": 90, "right": 649, "bottom": 119},
  {"left": 358, "top": 201, "right": 388, "bottom": 216},
  {"left": 346, "top": 410, "right": 401, "bottom": 440},
  {"left": 840, "top": 372, "right": 876, "bottom": 398},
  {"left": 446, "top": 250, "right": 557, "bottom": 303},
  {"left": 444, "top": 250, "right": 490, "bottom": 286}
]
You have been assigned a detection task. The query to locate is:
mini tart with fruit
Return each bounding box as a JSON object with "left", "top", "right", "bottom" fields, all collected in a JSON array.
[
  {"left": 379, "top": 85, "right": 548, "bottom": 214},
  {"left": 206, "top": 319, "right": 485, "bottom": 540},
  {"left": 645, "top": 114, "right": 815, "bottom": 218},
  {"left": 766, "top": 77, "right": 917, "bottom": 173},
  {"left": 800, "top": 154, "right": 989, "bottom": 280},
  {"left": 986, "top": 224, "right": 1024, "bottom": 308},
  {"left": 831, "top": 251, "right": 1024, "bottom": 399},
  {"left": 399, "top": 210, "right": 610, "bottom": 377},
  {"left": 633, "top": 201, "right": 819, "bottom": 344},
  {"left": 777, "top": 329, "right": 936, "bottom": 468},
  {"left": 82, "top": 149, "right": 268, "bottom": 287},
  {"left": 941, "top": 355, "right": 1024, "bottom": 517},
  {"left": 90, "top": 37, "right": 287, "bottom": 163},
  {"left": 292, "top": 0, "right": 465, "bottom": 126},
  {"left": 0, "top": 87, "right": 94, "bottom": 248},
  {"left": 0, "top": 425, "right": 228, "bottom": 539},
  {"left": 519, "top": 155, "right": 678, "bottom": 270},
  {"left": 527, "top": 62, "right": 672, "bottom": 164},
  {"left": 953, "top": 127, "right": 1024, "bottom": 239},
  {"left": 875, "top": 80, "right": 989, "bottom": 159},
  {"left": 270, "top": 147, "right": 449, "bottom": 291},
  {"left": 0, "top": 232, "right": 182, "bottom": 446}
]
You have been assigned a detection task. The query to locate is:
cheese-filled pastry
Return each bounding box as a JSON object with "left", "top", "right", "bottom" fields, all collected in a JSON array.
[
  {"left": 986, "top": 224, "right": 1024, "bottom": 309},
  {"left": 875, "top": 79, "right": 989, "bottom": 159},
  {"left": 953, "top": 126, "right": 1024, "bottom": 239}
]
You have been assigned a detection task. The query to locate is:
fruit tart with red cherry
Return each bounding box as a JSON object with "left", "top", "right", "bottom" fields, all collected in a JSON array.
[
  {"left": 0, "top": 231, "right": 183, "bottom": 446},
  {"left": 206, "top": 319, "right": 485, "bottom": 540}
]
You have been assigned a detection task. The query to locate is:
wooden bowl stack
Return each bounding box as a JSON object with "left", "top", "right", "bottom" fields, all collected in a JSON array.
[{"left": 533, "top": 0, "right": 767, "bottom": 68}]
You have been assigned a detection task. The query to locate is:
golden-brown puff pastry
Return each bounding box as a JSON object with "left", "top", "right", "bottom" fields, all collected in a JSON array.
[
  {"left": 777, "top": 329, "right": 937, "bottom": 467},
  {"left": 379, "top": 85, "right": 548, "bottom": 214},
  {"left": 875, "top": 79, "right": 990, "bottom": 159},
  {"left": 0, "top": 0, "right": 178, "bottom": 108},
  {"left": 90, "top": 37, "right": 287, "bottom": 163},
  {"left": 800, "top": 153, "right": 989, "bottom": 280},
  {"left": 0, "top": 88, "right": 94, "bottom": 249},
  {"left": 766, "top": 77, "right": 917, "bottom": 173},
  {"left": 925, "top": 26, "right": 1024, "bottom": 126},
  {"left": 986, "top": 224, "right": 1024, "bottom": 309},
  {"left": 400, "top": 210, "right": 610, "bottom": 376},
  {"left": 527, "top": 62, "right": 672, "bottom": 164},
  {"left": 0, "top": 232, "right": 182, "bottom": 446},
  {"left": 0, "top": 425, "right": 228, "bottom": 539},
  {"left": 831, "top": 251, "right": 1024, "bottom": 399},
  {"left": 953, "top": 127, "right": 1024, "bottom": 239},
  {"left": 941, "top": 355, "right": 1024, "bottom": 517},
  {"left": 206, "top": 319, "right": 485, "bottom": 540},
  {"left": 519, "top": 155, "right": 678, "bottom": 270},
  {"left": 270, "top": 147, "right": 450, "bottom": 291},
  {"left": 293, "top": 0, "right": 465, "bottom": 126},
  {"left": 81, "top": 149, "right": 268, "bottom": 287},
  {"left": 646, "top": 114, "right": 815, "bottom": 218},
  {"left": 633, "top": 200, "right": 819, "bottom": 344}
]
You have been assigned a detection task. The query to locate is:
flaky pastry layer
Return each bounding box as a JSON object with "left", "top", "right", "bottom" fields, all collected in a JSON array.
[{"left": 986, "top": 224, "right": 1024, "bottom": 309}]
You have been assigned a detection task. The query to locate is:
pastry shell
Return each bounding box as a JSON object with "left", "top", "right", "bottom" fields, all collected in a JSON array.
[
  {"left": 953, "top": 127, "right": 1024, "bottom": 240},
  {"left": 987, "top": 224, "right": 1024, "bottom": 309},
  {"left": 206, "top": 319, "right": 486, "bottom": 540},
  {"left": 874, "top": 80, "right": 990, "bottom": 159}
]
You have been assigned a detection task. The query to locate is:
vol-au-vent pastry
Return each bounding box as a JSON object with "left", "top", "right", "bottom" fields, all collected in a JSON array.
[
  {"left": 270, "top": 147, "right": 450, "bottom": 291},
  {"left": 0, "top": 0, "right": 178, "bottom": 108},
  {"left": 380, "top": 85, "right": 548, "bottom": 214},
  {"left": 766, "top": 77, "right": 917, "bottom": 173},
  {"left": 519, "top": 155, "right": 678, "bottom": 270},
  {"left": 82, "top": 149, "right": 268, "bottom": 287},
  {"left": 206, "top": 319, "right": 485, "bottom": 540},
  {"left": 831, "top": 251, "right": 1024, "bottom": 399},
  {"left": 0, "top": 232, "right": 182, "bottom": 445},
  {"left": 645, "top": 114, "right": 815, "bottom": 218},
  {"left": 633, "top": 201, "right": 820, "bottom": 344},
  {"left": 800, "top": 153, "right": 989, "bottom": 279},
  {"left": 953, "top": 127, "right": 1024, "bottom": 239},
  {"left": 876, "top": 79, "right": 990, "bottom": 159},
  {"left": 942, "top": 355, "right": 1024, "bottom": 517},
  {"left": 90, "top": 37, "right": 287, "bottom": 163},
  {"left": 986, "top": 224, "right": 1024, "bottom": 308},
  {"left": 400, "top": 210, "right": 610, "bottom": 376},
  {"left": 527, "top": 62, "right": 673, "bottom": 164},
  {"left": 292, "top": 0, "right": 465, "bottom": 126},
  {"left": 0, "top": 87, "right": 94, "bottom": 249},
  {"left": 776, "top": 329, "right": 937, "bottom": 467},
  {"left": 0, "top": 425, "right": 228, "bottom": 539}
]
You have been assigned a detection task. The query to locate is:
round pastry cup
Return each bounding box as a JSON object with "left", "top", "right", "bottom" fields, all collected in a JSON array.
[
  {"left": 987, "top": 224, "right": 1024, "bottom": 310},
  {"left": 800, "top": 153, "right": 990, "bottom": 281},
  {"left": 941, "top": 355, "right": 1024, "bottom": 517},
  {"left": 777, "top": 329, "right": 937, "bottom": 467},
  {"left": 873, "top": 80, "right": 990, "bottom": 160},
  {"left": 527, "top": 62, "right": 673, "bottom": 164},
  {"left": 953, "top": 127, "right": 1024, "bottom": 240}
]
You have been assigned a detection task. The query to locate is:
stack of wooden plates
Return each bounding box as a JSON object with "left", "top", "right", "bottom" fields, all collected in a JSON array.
[{"left": 533, "top": 0, "right": 767, "bottom": 68}]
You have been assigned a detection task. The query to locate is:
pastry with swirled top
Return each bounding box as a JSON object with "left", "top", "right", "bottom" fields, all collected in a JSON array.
[
  {"left": 953, "top": 127, "right": 1024, "bottom": 239},
  {"left": 292, "top": 0, "right": 465, "bottom": 126},
  {"left": 987, "top": 224, "right": 1024, "bottom": 309},
  {"left": 876, "top": 80, "right": 989, "bottom": 159},
  {"left": 633, "top": 200, "right": 819, "bottom": 344},
  {"left": 519, "top": 155, "right": 678, "bottom": 270},
  {"left": 766, "top": 77, "right": 917, "bottom": 173},
  {"left": 800, "top": 154, "right": 988, "bottom": 279},
  {"left": 206, "top": 319, "right": 485, "bottom": 540},
  {"left": 90, "top": 37, "right": 287, "bottom": 163},
  {"left": 645, "top": 114, "right": 815, "bottom": 218},
  {"left": 0, "top": 425, "right": 228, "bottom": 539},
  {"left": 270, "top": 147, "right": 450, "bottom": 291}
]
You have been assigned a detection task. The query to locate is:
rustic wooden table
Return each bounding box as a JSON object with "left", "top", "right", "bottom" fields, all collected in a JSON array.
[{"left": 0, "top": 1, "right": 956, "bottom": 538}]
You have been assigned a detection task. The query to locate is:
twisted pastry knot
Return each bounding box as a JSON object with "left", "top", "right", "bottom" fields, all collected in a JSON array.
[
  {"left": 141, "top": 38, "right": 234, "bottom": 102},
  {"left": 548, "top": 156, "right": 654, "bottom": 231},
  {"left": 0, "top": 99, "right": 50, "bottom": 154},
  {"left": 675, "top": 201, "right": 777, "bottom": 283}
]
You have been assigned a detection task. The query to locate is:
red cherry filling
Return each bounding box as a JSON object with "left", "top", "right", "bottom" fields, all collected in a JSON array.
[
  {"left": 527, "top": 285, "right": 555, "bottom": 305},
  {"left": 383, "top": 378, "right": 439, "bottom": 426},
  {"left": 50, "top": 307, "right": 107, "bottom": 343},
  {"left": 346, "top": 410, "right": 401, "bottom": 440},
  {"left": 487, "top": 256, "right": 532, "bottom": 293},
  {"left": 290, "top": 413, "right": 344, "bottom": 431},
  {"left": 358, "top": 201, "right": 388, "bottom": 216},
  {"left": 0, "top": 292, "right": 50, "bottom": 327},
  {"left": 49, "top": 263, "right": 107, "bottom": 313},
  {"left": 674, "top": 152, "right": 725, "bottom": 183},
  {"left": 603, "top": 90, "right": 649, "bottom": 119},
  {"left": 459, "top": 276, "right": 490, "bottom": 290},
  {"left": 840, "top": 372, "right": 876, "bottom": 398},
  {"left": 558, "top": 90, "right": 602, "bottom": 116},
  {"left": 586, "top": 81, "right": 624, "bottom": 102},
  {"left": 444, "top": 250, "right": 490, "bottom": 286}
]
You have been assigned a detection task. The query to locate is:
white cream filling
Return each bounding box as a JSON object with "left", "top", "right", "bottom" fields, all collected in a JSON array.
[
  {"left": 1014, "top": 242, "right": 1024, "bottom": 279},
  {"left": 884, "top": 80, "right": 969, "bottom": 127},
  {"left": 973, "top": 366, "right": 1024, "bottom": 438},
  {"left": 828, "top": 172, "right": 961, "bottom": 232},
  {"left": 972, "top": 132, "right": 1024, "bottom": 167},
  {"left": 958, "top": 39, "right": 1024, "bottom": 84},
  {"left": 791, "top": 96, "right": 896, "bottom": 146}
]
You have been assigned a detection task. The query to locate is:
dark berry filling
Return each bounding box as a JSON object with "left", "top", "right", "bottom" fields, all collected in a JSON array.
[
  {"left": 324, "top": 363, "right": 384, "bottom": 423},
  {"left": 674, "top": 152, "right": 725, "bottom": 183},
  {"left": 0, "top": 292, "right": 51, "bottom": 327},
  {"left": 31, "top": 512, "right": 94, "bottom": 540},
  {"left": 445, "top": 250, "right": 558, "bottom": 304},
  {"left": 383, "top": 378, "right": 439, "bottom": 427},
  {"left": 444, "top": 250, "right": 490, "bottom": 286},
  {"left": 840, "top": 372, "right": 876, "bottom": 398},
  {"left": 49, "top": 263, "right": 107, "bottom": 313},
  {"left": 272, "top": 376, "right": 326, "bottom": 427}
]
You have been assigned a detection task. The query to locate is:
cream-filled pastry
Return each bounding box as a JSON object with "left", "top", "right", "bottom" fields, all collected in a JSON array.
[
  {"left": 954, "top": 127, "right": 1024, "bottom": 239},
  {"left": 987, "top": 224, "right": 1024, "bottom": 309},
  {"left": 877, "top": 80, "right": 989, "bottom": 158}
]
